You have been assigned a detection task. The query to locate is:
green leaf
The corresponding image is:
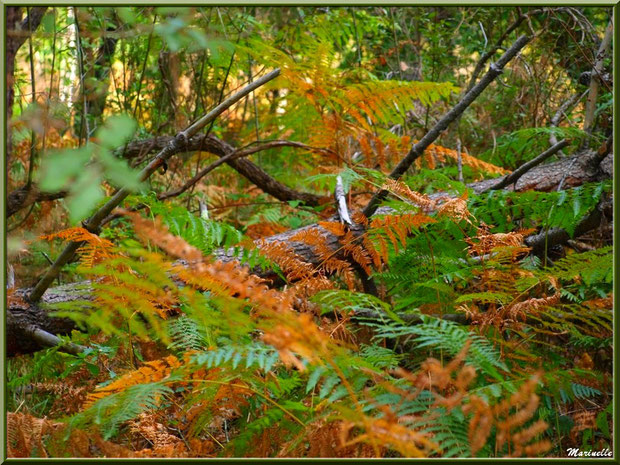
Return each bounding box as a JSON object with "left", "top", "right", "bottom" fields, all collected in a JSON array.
[
  {"left": 95, "top": 115, "right": 137, "bottom": 150},
  {"left": 66, "top": 168, "right": 104, "bottom": 224},
  {"left": 116, "top": 8, "right": 136, "bottom": 25},
  {"left": 41, "top": 12, "right": 56, "bottom": 34},
  {"left": 97, "top": 148, "right": 142, "bottom": 190},
  {"left": 38, "top": 147, "right": 92, "bottom": 192},
  {"left": 306, "top": 366, "right": 326, "bottom": 393},
  {"left": 596, "top": 405, "right": 611, "bottom": 439}
]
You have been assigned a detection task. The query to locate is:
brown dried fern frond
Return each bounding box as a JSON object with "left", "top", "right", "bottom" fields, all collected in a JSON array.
[
  {"left": 7, "top": 412, "right": 135, "bottom": 458},
  {"left": 339, "top": 343, "right": 474, "bottom": 458},
  {"left": 262, "top": 312, "right": 332, "bottom": 371},
  {"left": 290, "top": 227, "right": 357, "bottom": 290},
  {"left": 507, "top": 292, "right": 561, "bottom": 323},
  {"left": 436, "top": 192, "right": 474, "bottom": 225},
  {"left": 467, "top": 225, "right": 532, "bottom": 258},
  {"left": 123, "top": 210, "right": 294, "bottom": 315},
  {"left": 422, "top": 143, "right": 509, "bottom": 175},
  {"left": 340, "top": 408, "right": 439, "bottom": 458},
  {"left": 381, "top": 178, "right": 436, "bottom": 211},
  {"left": 129, "top": 412, "right": 187, "bottom": 455},
  {"left": 258, "top": 240, "right": 317, "bottom": 282},
  {"left": 370, "top": 213, "right": 436, "bottom": 253},
  {"left": 463, "top": 375, "right": 551, "bottom": 457},
  {"left": 7, "top": 412, "right": 54, "bottom": 458}
]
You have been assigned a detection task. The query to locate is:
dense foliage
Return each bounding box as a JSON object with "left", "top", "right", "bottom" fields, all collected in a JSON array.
[{"left": 6, "top": 6, "right": 613, "bottom": 459}]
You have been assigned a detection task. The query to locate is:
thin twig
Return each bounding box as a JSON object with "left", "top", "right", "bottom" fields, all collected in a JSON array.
[
  {"left": 26, "top": 7, "right": 37, "bottom": 188},
  {"left": 548, "top": 90, "right": 588, "bottom": 151}
]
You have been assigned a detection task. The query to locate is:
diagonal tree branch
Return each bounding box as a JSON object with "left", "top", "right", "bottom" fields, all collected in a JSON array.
[
  {"left": 122, "top": 135, "right": 324, "bottom": 206},
  {"left": 480, "top": 139, "right": 569, "bottom": 193},
  {"left": 28, "top": 68, "right": 282, "bottom": 303},
  {"left": 363, "top": 35, "right": 532, "bottom": 218},
  {"left": 157, "top": 140, "right": 324, "bottom": 201}
]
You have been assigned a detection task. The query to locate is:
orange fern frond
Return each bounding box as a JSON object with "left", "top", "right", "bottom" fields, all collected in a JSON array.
[
  {"left": 370, "top": 213, "right": 436, "bottom": 253},
  {"left": 40, "top": 227, "right": 118, "bottom": 268},
  {"left": 258, "top": 240, "right": 317, "bottom": 282},
  {"left": 467, "top": 226, "right": 530, "bottom": 257},
  {"left": 340, "top": 231, "right": 373, "bottom": 274},
  {"left": 257, "top": 240, "right": 334, "bottom": 298},
  {"left": 123, "top": 210, "right": 294, "bottom": 315},
  {"left": 318, "top": 221, "right": 347, "bottom": 237},
  {"left": 340, "top": 410, "right": 438, "bottom": 458},
  {"left": 421, "top": 143, "right": 509, "bottom": 175},
  {"left": 262, "top": 313, "right": 332, "bottom": 371},
  {"left": 7, "top": 412, "right": 136, "bottom": 458},
  {"left": 290, "top": 228, "right": 356, "bottom": 289},
  {"left": 172, "top": 260, "right": 292, "bottom": 314},
  {"left": 464, "top": 375, "right": 551, "bottom": 457},
  {"left": 436, "top": 192, "right": 474, "bottom": 225},
  {"left": 84, "top": 355, "right": 182, "bottom": 408},
  {"left": 381, "top": 178, "right": 436, "bottom": 211}
]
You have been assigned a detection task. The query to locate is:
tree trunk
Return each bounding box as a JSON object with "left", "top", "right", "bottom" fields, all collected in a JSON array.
[{"left": 6, "top": 7, "right": 48, "bottom": 166}]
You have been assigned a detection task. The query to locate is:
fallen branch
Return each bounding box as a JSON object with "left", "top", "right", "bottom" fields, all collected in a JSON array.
[
  {"left": 24, "top": 325, "right": 86, "bottom": 356},
  {"left": 7, "top": 185, "right": 68, "bottom": 219},
  {"left": 363, "top": 35, "right": 531, "bottom": 217},
  {"left": 121, "top": 135, "right": 324, "bottom": 206},
  {"left": 525, "top": 197, "right": 612, "bottom": 258},
  {"left": 481, "top": 139, "right": 569, "bottom": 192},
  {"left": 28, "top": 68, "right": 282, "bottom": 304},
  {"left": 7, "top": 138, "right": 323, "bottom": 220},
  {"left": 158, "top": 140, "right": 324, "bottom": 201},
  {"left": 8, "top": 160, "right": 612, "bottom": 356}
]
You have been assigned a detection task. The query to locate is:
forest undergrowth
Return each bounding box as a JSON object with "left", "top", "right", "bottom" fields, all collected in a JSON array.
[{"left": 5, "top": 6, "right": 613, "bottom": 459}]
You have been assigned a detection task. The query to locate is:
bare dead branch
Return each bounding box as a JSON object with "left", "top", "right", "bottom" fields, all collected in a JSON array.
[
  {"left": 481, "top": 139, "right": 569, "bottom": 192},
  {"left": 363, "top": 35, "right": 531, "bottom": 217}
]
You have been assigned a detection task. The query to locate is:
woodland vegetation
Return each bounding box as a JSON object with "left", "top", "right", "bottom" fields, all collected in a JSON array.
[{"left": 5, "top": 6, "right": 614, "bottom": 459}]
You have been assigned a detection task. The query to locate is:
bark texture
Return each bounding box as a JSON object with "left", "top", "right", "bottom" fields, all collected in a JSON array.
[
  {"left": 8, "top": 283, "right": 93, "bottom": 355},
  {"left": 121, "top": 134, "right": 324, "bottom": 206}
]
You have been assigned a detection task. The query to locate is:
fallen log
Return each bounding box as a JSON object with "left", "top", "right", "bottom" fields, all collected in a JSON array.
[
  {"left": 7, "top": 147, "right": 612, "bottom": 356},
  {"left": 8, "top": 283, "right": 93, "bottom": 355}
]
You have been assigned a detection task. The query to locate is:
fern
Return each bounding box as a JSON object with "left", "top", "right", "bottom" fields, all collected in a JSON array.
[
  {"left": 191, "top": 343, "right": 280, "bottom": 372},
  {"left": 543, "top": 246, "right": 612, "bottom": 285},
  {"left": 420, "top": 407, "right": 471, "bottom": 458},
  {"left": 311, "top": 289, "right": 392, "bottom": 315},
  {"left": 479, "top": 127, "right": 596, "bottom": 169},
  {"left": 362, "top": 315, "right": 507, "bottom": 376},
  {"left": 167, "top": 315, "right": 208, "bottom": 352},
  {"left": 69, "top": 381, "right": 175, "bottom": 440},
  {"left": 470, "top": 181, "right": 611, "bottom": 235},
  {"left": 142, "top": 196, "right": 243, "bottom": 254}
]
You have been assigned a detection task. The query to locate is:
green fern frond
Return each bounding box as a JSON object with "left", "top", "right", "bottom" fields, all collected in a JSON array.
[
  {"left": 68, "top": 380, "right": 175, "bottom": 440},
  {"left": 363, "top": 315, "right": 508, "bottom": 376}
]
